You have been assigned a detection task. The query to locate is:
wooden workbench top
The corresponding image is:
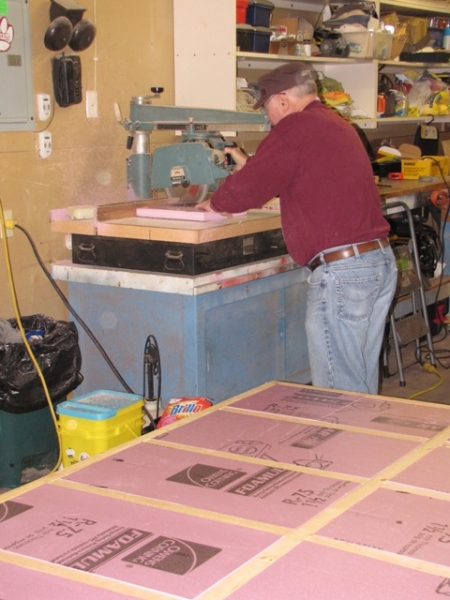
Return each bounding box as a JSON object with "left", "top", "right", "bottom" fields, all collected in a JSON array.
[
  {"left": 377, "top": 177, "right": 449, "bottom": 200},
  {"left": 50, "top": 178, "right": 450, "bottom": 243}
]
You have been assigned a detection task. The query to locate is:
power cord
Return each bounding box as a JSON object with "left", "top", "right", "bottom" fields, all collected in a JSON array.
[
  {"left": 0, "top": 198, "right": 62, "bottom": 474},
  {"left": 15, "top": 223, "right": 135, "bottom": 395},
  {"left": 423, "top": 155, "right": 450, "bottom": 310},
  {"left": 408, "top": 361, "right": 443, "bottom": 400}
]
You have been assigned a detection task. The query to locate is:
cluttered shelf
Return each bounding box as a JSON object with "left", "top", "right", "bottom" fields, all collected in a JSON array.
[
  {"left": 234, "top": 0, "right": 450, "bottom": 128},
  {"left": 380, "top": 0, "right": 450, "bottom": 18}
]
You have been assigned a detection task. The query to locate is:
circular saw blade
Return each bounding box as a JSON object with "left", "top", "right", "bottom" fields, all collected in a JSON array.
[{"left": 165, "top": 184, "right": 209, "bottom": 205}]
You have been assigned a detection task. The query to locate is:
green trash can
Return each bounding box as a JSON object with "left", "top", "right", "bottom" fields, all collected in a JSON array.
[
  {"left": 0, "top": 314, "right": 83, "bottom": 488},
  {"left": 0, "top": 405, "right": 60, "bottom": 488}
]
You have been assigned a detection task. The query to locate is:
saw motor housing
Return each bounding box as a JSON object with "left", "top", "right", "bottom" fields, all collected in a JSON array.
[
  {"left": 151, "top": 133, "right": 233, "bottom": 203},
  {"left": 120, "top": 101, "right": 269, "bottom": 201}
]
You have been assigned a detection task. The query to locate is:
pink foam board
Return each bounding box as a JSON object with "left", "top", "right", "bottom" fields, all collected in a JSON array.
[
  {"left": 391, "top": 446, "right": 450, "bottom": 494},
  {"left": 230, "top": 383, "right": 450, "bottom": 438},
  {"left": 0, "top": 485, "right": 278, "bottom": 599},
  {"left": 227, "top": 540, "right": 450, "bottom": 600},
  {"left": 0, "top": 560, "right": 132, "bottom": 600},
  {"left": 136, "top": 206, "right": 246, "bottom": 221},
  {"left": 156, "top": 410, "right": 420, "bottom": 478},
  {"left": 65, "top": 444, "right": 358, "bottom": 528},
  {"left": 318, "top": 487, "right": 450, "bottom": 566},
  {"left": 230, "top": 384, "right": 357, "bottom": 420}
]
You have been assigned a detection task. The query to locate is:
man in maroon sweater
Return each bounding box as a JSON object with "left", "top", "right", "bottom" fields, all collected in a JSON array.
[{"left": 197, "top": 62, "right": 397, "bottom": 394}]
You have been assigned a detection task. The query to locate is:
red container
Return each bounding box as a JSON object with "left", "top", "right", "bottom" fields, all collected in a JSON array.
[{"left": 236, "top": 0, "right": 249, "bottom": 24}]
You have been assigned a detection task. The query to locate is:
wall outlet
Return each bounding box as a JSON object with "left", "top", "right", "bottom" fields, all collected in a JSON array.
[
  {"left": 37, "top": 94, "right": 51, "bottom": 121},
  {"left": 0, "top": 210, "right": 13, "bottom": 238},
  {"left": 86, "top": 90, "right": 98, "bottom": 119},
  {"left": 38, "top": 131, "right": 52, "bottom": 159}
]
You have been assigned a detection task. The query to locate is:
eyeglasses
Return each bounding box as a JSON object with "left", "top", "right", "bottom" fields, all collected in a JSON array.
[{"left": 262, "top": 92, "right": 286, "bottom": 113}]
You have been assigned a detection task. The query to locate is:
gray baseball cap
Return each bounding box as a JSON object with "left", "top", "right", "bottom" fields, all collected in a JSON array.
[{"left": 253, "top": 62, "right": 318, "bottom": 109}]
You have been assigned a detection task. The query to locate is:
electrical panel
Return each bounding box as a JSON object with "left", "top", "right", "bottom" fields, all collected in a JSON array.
[{"left": 0, "top": 0, "right": 34, "bottom": 131}]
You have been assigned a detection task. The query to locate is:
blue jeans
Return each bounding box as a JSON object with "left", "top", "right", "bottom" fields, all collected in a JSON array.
[{"left": 305, "top": 242, "right": 397, "bottom": 394}]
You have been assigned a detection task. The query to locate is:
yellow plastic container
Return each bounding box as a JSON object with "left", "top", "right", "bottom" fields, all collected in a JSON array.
[
  {"left": 401, "top": 156, "right": 450, "bottom": 180},
  {"left": 57, "top": 390, "right": 144, "bottom": 466}
]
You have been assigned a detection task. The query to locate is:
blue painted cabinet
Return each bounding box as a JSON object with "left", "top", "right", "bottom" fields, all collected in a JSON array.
[{"left": 57, "top": 261, "right": 310, "bottom": 405}]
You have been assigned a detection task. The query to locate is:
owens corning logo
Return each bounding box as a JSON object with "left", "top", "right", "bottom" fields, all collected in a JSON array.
[
  {"left": 226, "top": 466, "right": 288, "bottom": 496},
  {"left": 60, "top": 528, "right": 151, "bottom": 572},
  {"left": 166, "top": 463, "right": 245, "bottom": 489},
  {"left": 123, "top": 536, "right": 221, "bottom": 574},
  {"left": 0, "top": 501, "right": 33, "bottom": 523}
]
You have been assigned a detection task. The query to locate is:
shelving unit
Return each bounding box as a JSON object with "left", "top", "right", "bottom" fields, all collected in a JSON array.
[{"left": 173, "top": 0, "right": 450, "bottom": 130}]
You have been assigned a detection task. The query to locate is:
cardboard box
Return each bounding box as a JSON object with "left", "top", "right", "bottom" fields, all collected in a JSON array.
[
  {"left": 271, "top": 16, "right": 299, "bottom": 36},
  {"left": 269, "top": 39, "right": 299, "bottom": 55},
  {"left": 399, "top": 15, "right": 428, "bottom": 44},
  {"left": 401, "top": 156, "right": 450, "bottom": 179}
]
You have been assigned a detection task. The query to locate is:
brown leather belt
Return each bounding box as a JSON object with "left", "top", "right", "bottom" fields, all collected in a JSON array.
[{"left": 308, "top": 238, "right": 390, "bottom": 272}]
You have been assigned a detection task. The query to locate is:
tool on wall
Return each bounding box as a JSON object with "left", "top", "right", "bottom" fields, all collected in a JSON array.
[{"left": 115, "top": 92, "right": 269, "bottom": 201}]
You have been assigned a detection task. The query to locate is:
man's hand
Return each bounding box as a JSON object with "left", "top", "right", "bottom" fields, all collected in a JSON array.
[
  {"left": 225, "top": 147, "right": 248, "bottom": 172},
  {"left": 196, "top": 199, "right": 213, "bottom": 212},
  {"left": 195, "top": 198, "right": 232, "bottom": 218}
]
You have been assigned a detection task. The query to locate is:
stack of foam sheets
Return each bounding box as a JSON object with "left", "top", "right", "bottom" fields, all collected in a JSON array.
[{"left": 1, "top": 381, "right": 450, "bottom": 599}]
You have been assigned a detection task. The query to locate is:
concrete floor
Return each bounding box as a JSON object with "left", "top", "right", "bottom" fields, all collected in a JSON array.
[{"left": 379, "top": 325, "right": 450, "bottom": 405}]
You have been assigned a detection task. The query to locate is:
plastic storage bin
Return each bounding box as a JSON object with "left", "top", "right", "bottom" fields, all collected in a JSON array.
[
  {"left": 373, "top": 30, "right": 393, "bottom": 60},
  {"left": 236, "top": 0, "right": 249, "bottom": 24},
  {"left": 246, "top": 0, "right": 274, "bottom": 28},
  {"left": 0, "top": 405, "right": 59, "bottom": 488},
  {"left": 342, "top": 30, "right": 373, "bottom": 58},
  {"left": 57, "top": 390, "right": 144, "bottom": 466},
  {"left": 237, "top": 24, "right": 271, "bottom": 52}
]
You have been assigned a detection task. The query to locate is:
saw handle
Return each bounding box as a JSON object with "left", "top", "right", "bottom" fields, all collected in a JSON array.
[{"left": 224, "top": 142, "right": 237, "bottom": 166}]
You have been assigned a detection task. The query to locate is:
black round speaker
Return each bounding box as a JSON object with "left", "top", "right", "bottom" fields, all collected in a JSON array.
[
  {"left": 44, "top": 16, "right": 73, "bottom": 51},
  {"left": 69, "top": 19, "right": 96, "bottom": 51}
]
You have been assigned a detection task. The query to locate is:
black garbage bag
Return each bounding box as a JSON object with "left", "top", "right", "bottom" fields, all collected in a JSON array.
[{"left": 0, "top": 314, "right": 83, "bottom": 414}]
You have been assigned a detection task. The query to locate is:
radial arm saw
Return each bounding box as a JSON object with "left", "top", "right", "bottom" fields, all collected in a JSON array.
[{"left": 117, "top": 93, "right": 269, "bottom": 203}]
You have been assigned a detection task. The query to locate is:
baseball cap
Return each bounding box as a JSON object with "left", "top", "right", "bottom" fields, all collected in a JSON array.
[{"left": 253, "top": 62, "right": 318, "bottom": 110}]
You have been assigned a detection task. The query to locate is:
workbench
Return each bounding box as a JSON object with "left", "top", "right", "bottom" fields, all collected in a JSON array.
[
  {"left": 50, "top": 179, "right": 450, "bottom": 404},
  {"left": 2, "top": 380, "right": 450, "bottom": 599}
]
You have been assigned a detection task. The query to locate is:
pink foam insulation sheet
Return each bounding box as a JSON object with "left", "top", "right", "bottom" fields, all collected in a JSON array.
[
  {"left": 0, "top": 558, "right": 134, "bottom": 600},
  {"left": 2, "top": 382, "right": 450, "bottom": 599},
  {"left": 136, "top": 206, "right": 246, "bottom": 222},
  {"left": 229, "top": 383, "right": 450, "bottom": 438},
  {"left": 390, "top": 445, "right": 450, "bottom": 494},
  {"left": 0, "top": 484, "right": 278, "bottom": 599},
  {"left": 65, "top": 443, "right": 359, "bottom": 529},
  {"left": 154, "top": 409, "right": 422, "bottom": 479},
  {"left": 318, "top": 487, "right": 450, "bottom": 567},
  {"left": 226, "top": 540, "right": 450, "bottom": 600}
]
